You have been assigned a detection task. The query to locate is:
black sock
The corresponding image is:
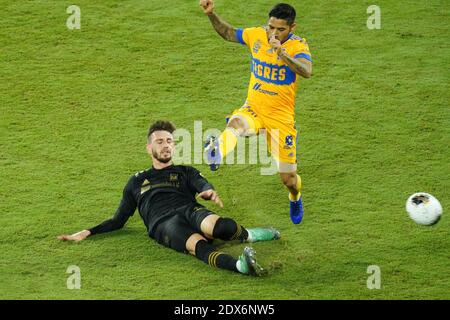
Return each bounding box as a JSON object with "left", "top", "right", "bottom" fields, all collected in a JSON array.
[
  {"left": 212, "top": 217, "right": 248, "bottom": 241},
  {"left": 195, "top": 240, "right": 238, "bottom": 273}
]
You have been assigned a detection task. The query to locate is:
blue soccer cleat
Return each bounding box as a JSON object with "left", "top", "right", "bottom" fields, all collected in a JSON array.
[
  {"left": 204, "top": 135, "right": 221, "bottom": 171},
  {"left": 289, "top": 195, "right": 304, "bottom": 224}
]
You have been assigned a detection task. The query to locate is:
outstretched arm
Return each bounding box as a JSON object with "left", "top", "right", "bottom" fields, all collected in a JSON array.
[
  {"left": 199, "top": 0, "right": 238, "bottom": 43},
  {"left": 58, "top": 230, "right": 91, "bottom": 242},
  {"left": 57, "top": 205, "right": 133, "bottom": 242},
  {"left": 57, "top": 177, "right": 137, "bottom": 242},
  {"left": 86, "top": 207, "right": 133, "bottom": 236},
  {"left": 57, "top": 209, "right": 131, "bottom": 242}
]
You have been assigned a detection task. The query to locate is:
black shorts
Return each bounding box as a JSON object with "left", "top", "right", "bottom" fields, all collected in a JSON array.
[{"left": 153, "top": 206, "right": 214, "bottom": 253}]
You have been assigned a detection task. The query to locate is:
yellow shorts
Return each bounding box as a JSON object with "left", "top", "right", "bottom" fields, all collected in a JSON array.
[{"left": 228, "top": 104, "right": 298, "bottom": 172}]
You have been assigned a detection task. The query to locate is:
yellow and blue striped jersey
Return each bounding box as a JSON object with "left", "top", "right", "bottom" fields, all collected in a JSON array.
[{"left": 236, "top": 27, "right": 312, "bottom": 123}]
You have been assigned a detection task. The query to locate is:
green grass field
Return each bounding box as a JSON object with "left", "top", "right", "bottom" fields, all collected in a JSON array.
[{"left": 1, "top": 0, "right": 449, "bottom": 300}]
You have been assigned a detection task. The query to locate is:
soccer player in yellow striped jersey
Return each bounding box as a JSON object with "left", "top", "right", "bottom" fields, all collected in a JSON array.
[{"left": 200, "top": 1, "right": 312, "bottom": 224}]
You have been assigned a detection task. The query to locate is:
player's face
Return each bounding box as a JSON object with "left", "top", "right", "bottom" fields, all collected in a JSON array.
[
  {"left": 267, "top": 17, "right": 296, "bottom": 43},
  {"left": 147, "top": 130, "right": 175, "bottom": 163}
]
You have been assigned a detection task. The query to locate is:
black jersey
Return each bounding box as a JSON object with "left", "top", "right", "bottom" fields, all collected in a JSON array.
[{"left": 89, "top": 165, "right": 214, "bottom": 237}]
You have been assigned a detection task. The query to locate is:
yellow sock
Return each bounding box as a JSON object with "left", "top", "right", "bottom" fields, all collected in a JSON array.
[
  {"left": 289, "top": 174, "right": 302, "bottom": 201},
  {"left": 219, "top": 127, "right": 238, "bottom": 159}
]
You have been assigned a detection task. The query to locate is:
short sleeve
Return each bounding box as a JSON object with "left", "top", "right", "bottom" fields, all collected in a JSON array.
[
  {"left": 235, "top": 27, "right": 257, "bottom": 47},
  {"left": 235, "top": 28, "right": 246, "bottom": 45},
  {"left": 293, "top": 40, "right": 312, "bottom": 62}
]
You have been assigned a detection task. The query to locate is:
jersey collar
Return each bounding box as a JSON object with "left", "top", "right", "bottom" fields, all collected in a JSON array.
[{"left": 151, "top": 163, "right": 174, "bottom": 171}]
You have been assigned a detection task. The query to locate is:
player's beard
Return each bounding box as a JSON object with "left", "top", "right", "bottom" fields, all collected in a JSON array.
[{"left": 153, "top": 148, "right": 172, "bottom": 163}]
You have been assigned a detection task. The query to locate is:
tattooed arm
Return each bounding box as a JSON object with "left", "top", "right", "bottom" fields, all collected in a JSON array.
[
  {"left": 278, "top": 50, "right": 312, "bottom": 78},
  {"left": 199, "top": 0, "right": 238, "bottom": 43},
  {"left": 269, "top": 36, "right": 312, "bottom": 78}
]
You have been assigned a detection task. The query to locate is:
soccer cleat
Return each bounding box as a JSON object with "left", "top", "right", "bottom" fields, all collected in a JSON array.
[
  {"left": 238, "top": 246, "right": 265, "bottom": 276},
  {"left": 204, "top": 135, "right": 221, "bottom": 171},
  {"left": 245, "top": 227, "right": 281, "bottom": 243},
  {"left": 289, "top": 195, "right": 304, "bottom": 224}
]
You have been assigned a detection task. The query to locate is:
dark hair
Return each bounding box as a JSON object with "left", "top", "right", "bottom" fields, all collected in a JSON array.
[
  {"left": 269, "top": 3, "right": 296, "bottom": 25},
  {"left": 147, "top": 120, "right": 176, "bottom": 141}
]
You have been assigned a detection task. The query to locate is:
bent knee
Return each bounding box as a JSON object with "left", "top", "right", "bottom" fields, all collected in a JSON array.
[
  {"left": 228, "top": 117, "right": 243, "bottom": 129},
  {"left": 227, "top": 118, "right": 247, "bottom": 135},
  {"left": 185, "top": 233, "right": 207, "bottom": 256},
  {"left": 280, "top": 172, "right": 297, "bottom": 188},
  {"left": 200, "top": 214, "right": 221, "bottom": 239}
]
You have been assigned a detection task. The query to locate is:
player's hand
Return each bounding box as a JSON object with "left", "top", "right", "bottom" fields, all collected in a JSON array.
[
  {"left": 57, "top": 230, "right": 91, "bottom": 242},
  {"left": 197, "top": 189, "right": 224, "bottom": 208},
  {"left": 269, "top": 35, "right": 282, "bottom": 54},
  {"left": 199, "top": 0, "right": 214, "bottom": 15}
]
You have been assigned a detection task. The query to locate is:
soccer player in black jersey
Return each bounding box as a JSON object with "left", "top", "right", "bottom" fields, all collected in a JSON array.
[{"left": 58, "top": 121, "right": 280, "bottom": 276}]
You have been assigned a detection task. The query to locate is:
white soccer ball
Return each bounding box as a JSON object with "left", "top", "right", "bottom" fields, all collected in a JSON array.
[{"left": 406, "top": 193, "right": 443, "bottom": 226}]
